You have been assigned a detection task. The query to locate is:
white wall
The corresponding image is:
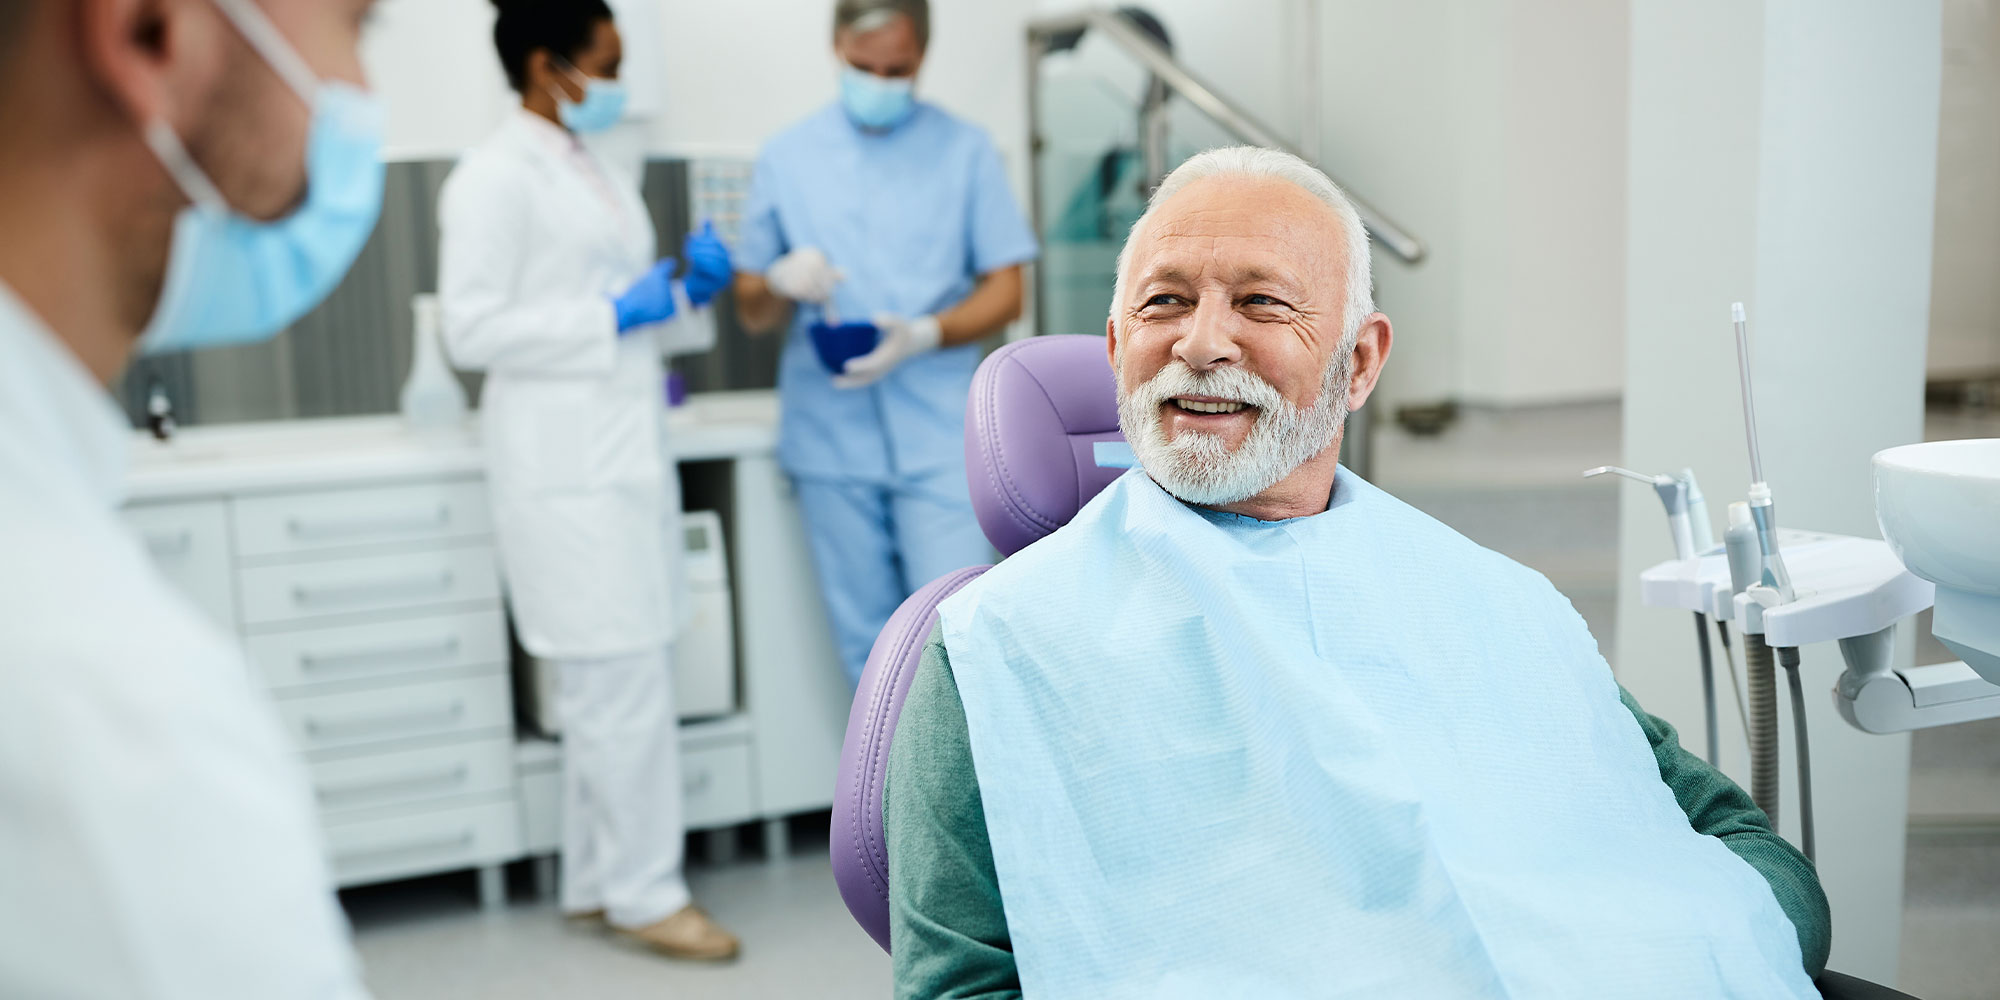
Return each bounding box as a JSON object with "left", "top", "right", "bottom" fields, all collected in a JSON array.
[
  {"left": 360, "top": 0, "right": 1034, "bottom": 166},
  {"left": 1311, "top": 1, "right": 1631, "bottom": 411},
  {"left": 1617, "top": 0, "right": 1940, "bottom": 983},
  {"left": 1929, "top": 0, "right": 2000, "bottom": 377}
]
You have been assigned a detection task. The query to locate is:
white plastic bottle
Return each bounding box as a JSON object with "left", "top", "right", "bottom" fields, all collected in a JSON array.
[{"left": 401, "top": 293, "right": 468, "bottom": 430}]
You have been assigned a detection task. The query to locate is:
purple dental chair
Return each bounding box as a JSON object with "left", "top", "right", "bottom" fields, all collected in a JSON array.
[{"left": 826, "top": 336, "right": 1916, "bottom": 1000}]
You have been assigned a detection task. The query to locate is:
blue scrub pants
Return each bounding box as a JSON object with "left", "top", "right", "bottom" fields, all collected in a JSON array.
[{"left": 793, "top": 468, "right": 995, "bottom": 686}]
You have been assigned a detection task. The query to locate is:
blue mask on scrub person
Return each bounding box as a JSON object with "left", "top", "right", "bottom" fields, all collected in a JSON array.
[
  {"left": 839, "top": 65, "right": 916, "bottom": 130},
  {"left": 552, "top": 60, "right": 629, "bottom": 134},
  {"left": 140, "top": 0, "right": 386, "bottom": 355}
]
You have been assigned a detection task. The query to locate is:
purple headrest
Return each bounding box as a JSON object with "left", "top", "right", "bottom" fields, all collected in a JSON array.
[
  {"left": 965, "top": 335, "right": 1127, "bottom": 557},
  {"left": 832, "top": 335, "right": 1129, "bottom": 954}
]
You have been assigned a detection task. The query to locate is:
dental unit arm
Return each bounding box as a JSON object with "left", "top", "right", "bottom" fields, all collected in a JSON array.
[{"left": 1626, "top": 305, "right": 2000, "bottom": 869}]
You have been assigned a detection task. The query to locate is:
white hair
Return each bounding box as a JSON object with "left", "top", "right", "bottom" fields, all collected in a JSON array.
[{"left": 1112, "top": 145, "right": 1375, "bottom": 339}]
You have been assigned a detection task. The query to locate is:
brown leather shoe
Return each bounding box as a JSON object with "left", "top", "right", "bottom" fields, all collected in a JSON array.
[{"left": 621, "top": 904, "right": 740, "bottom": 962}]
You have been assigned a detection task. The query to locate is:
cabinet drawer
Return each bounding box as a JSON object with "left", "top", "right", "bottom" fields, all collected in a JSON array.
[
  {"left": 278, "top": 673, "right": 511, "bottom": 754},
  {"left": 124, "top": 500, "right": 237, "bottom": 630},
  {"left": 311, "top": 738, "right": 514, "bottom": 817},
  {"left": 239, "top": 548, "right": 500, "bottom": 627},
  {"left": 325, "top": 799, "right": 521, "bottom": 889},
  {"left": 249, "top": 610, "right": 507, "bottom": 691},
  {"left": 234, "top": 480, "right": 491, "bottom": 558},
  {"left": 681, "top": 738, "right": 756, "bottom": 831}
]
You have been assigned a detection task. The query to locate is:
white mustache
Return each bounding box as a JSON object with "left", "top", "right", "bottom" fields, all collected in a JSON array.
[{"left": 1125, "top": 362, "right": 1286, "bottom": 415}]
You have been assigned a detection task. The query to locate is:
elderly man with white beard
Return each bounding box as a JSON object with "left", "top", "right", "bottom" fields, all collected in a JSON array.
[{"left": 881, "top": 146, "right": 1831, "bottom": 1000}]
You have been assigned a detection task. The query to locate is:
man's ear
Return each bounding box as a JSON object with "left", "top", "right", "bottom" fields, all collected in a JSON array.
[
  {"left": 76, "top": 0, "right": 199, "bottom": 131},
  {"left": 1104, "top": 314, "right": 1119, "bottom": 370},
  {"left": 1344, "top": 313, "right": 1393, "bottom": 413}
]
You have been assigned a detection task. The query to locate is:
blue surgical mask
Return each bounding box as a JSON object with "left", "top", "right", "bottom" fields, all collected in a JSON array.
[
  {"left": 139, "top": 0, "right": 385, "bottom": 355},
  {"left": 552, "top": 63, "right": 628, "bottom": 134},
  {"left": 839, "top": 66, "right": 916, "bottom": 131}
]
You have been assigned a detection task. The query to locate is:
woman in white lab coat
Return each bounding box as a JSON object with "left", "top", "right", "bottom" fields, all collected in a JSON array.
[{"left": 437, "top": 0, "right": 737, "bottom": 960}]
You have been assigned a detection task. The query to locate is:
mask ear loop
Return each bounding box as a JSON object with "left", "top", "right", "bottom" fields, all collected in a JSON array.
[
  {"left": 208, "top": 0, "right": 322, "bottom": 107},
  {"left": 552, "top": 56, "right": 595, "bottom": 98},
  {"left": 141, "top": 118, "right": 230, "bottom": 214}
]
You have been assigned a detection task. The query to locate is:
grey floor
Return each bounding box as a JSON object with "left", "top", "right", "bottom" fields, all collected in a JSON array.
[
  {"left": 347, "top": 817, "right": 890, "bottom": 999},
  {"left": 350, "top": 400, "right": 2000, "bottom": 1000}
]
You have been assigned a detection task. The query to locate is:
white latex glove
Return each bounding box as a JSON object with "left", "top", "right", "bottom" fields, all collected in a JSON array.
[
  {"left": 833, "top": 313, "right": 942, "bottom": 389},
  {"left": 765, "top": 247, "right": 844, "bottom": 304}
]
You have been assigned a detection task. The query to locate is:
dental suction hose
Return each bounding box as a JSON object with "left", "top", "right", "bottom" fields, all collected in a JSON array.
[
  {"left": 1777, "top": 645, "right": 1816, "bottom": 862},
  {"left": 1743, "top": 633, "right": 1783, "bottom": 825},
  {"left": 1724, "top": 501, "right": 1781, "bottom": 823},
  {"left": 1693, "top": 616, "right": 1719, "bottom": 765}
]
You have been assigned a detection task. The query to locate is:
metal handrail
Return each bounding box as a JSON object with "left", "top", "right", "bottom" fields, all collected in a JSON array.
[{"left": 1028, "top": 9, "right": 1426, "bottom": 264}]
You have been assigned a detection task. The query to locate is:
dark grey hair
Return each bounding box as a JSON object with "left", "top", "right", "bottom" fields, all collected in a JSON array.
[{"left": 834, "top": 0, "right": 929, "bottom": 50}]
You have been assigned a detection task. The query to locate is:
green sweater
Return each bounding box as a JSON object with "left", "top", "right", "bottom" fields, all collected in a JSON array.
[{"left": 885, "top": 626, "right": 1831, "bottom": 999}]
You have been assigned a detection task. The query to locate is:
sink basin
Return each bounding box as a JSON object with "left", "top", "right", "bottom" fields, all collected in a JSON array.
[{"left": 1874, "top": 438, "right": 2000, "bottom": 682}]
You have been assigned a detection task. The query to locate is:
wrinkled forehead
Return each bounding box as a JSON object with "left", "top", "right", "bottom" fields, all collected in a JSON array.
[{"left": 1121, "top": 176, "right": 1348, "bottom": 298}]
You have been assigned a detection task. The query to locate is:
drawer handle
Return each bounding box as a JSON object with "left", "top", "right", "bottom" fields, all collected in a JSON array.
[
  {"left": 334, "top": 829, "right": 476, "bottom": 867},
  {"left": 317, "top": 764, "right": 472, "bottom": 804},
  {"left": 287, "top": 504, "right": 451, "bottom": 542},
  {"left": 292, "top": 571, "right": 456, "bottom": 610},
  {"left": 304, "top": 700, "right": 467, "bottom": 741},
  {"left": 300, "top": 637, "right": 461, "bottom": 673},
  {"left": 143, "top": 530, "right": 194, "bottom": 557}
]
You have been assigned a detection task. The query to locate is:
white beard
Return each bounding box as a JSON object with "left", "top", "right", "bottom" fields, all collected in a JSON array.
[{"left": 1117, "top": 351, "right": 1353, "bottom": 507}]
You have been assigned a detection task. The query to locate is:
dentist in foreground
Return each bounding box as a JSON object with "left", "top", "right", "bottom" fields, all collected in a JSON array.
[
  {"left": 437, "top": 0, "right": 738, "bottom": 961},
  {"left": 0, "top": 0, "right": 382, "bottom": 995}
]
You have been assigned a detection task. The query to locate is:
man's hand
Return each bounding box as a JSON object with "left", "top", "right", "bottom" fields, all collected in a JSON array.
[{"left": 834, "top": 313, "right": 941, "bottom": 389}]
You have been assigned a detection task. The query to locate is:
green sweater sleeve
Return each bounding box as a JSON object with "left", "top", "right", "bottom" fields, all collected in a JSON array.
[
  {"left": 885, "top": 624, "right": 1832, "bottom": 993},
  {"left": 1616, "top": 687, "right": 1833, "bottom": 977},
  {"left": 885, "top": 628, "right": 1020, "bottom": 1000}
]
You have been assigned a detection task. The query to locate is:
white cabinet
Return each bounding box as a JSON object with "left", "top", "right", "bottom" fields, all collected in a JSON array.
[
  {"left": 324, "top": 799, "right": 522, "bottom": 889},
  {"left": 246, "top": 609, "right": 508, "bottom": 690},
  {"left": 234, "top": 480, "right": 493, "bottom": 558},
  {"left": 123, "top": 500, "right": 237, "bottom": 630},
  {"left": 125, "top": 473, "right": 521, "bottom": 896},
  {"left": 277, "top": 672, "right": 512, "bottom": 753},
  {"left": 238, "top": 547, "right": 502, "bottom": 627},
  {"left": 125, "top": 402, "right": 854, "bottom": 901}
]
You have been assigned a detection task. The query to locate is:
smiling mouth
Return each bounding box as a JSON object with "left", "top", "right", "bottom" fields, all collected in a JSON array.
[{"left": 1169, "top": 397, "right": 1253, "bottom": 415}]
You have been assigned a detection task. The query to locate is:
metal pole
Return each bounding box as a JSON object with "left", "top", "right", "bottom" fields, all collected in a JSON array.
[{"left": 1025, "top": 31, "right": 1048, "bottom": 340}]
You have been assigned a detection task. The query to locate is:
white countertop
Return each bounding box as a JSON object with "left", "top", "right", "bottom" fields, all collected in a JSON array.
[{"left": 125, "top": 391, "right": 780, "bottom": 503}]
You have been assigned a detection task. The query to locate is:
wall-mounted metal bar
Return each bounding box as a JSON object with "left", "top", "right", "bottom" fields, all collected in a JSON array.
[{"left": 1029, "top": 8, "right": 1426, "bottom": 264}]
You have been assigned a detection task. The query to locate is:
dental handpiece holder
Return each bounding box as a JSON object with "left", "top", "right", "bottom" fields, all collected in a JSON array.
[{"left": 1638, "top": 520, "right": 2000, "bottom": 734}]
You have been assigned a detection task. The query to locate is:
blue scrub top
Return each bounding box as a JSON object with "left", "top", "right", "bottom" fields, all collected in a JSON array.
[{"left": 734, "top": 102, "right": 1040, "bottom": 483}]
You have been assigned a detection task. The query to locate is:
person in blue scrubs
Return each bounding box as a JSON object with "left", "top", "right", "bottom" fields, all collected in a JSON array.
[{"left": 732, "top": 0, "right": 1039, "bottom": 686}]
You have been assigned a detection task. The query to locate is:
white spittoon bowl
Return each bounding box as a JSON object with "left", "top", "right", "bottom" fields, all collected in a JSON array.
[{"left": 1874, "top": 438, "right": 2000, "bottom": 683}]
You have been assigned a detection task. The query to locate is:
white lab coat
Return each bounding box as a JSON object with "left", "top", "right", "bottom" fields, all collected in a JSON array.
[
  {"left": 437, "top": 110, "right": 711, "bottom": 660},
  {"left": 0, "top": 285, "right": 370, "bottom": 999}
]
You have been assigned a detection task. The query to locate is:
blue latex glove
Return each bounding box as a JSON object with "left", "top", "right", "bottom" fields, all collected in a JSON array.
[
  {"left": 682, "top": 220, "right": 733, "bottom": 307},
  {"left": 612, "top": 256, "right": 679, "bottom": 334}
]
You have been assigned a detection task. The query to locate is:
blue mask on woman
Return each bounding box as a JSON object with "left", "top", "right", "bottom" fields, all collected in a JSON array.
[
  {"left": 552, "top": 62, "right": 629, "bottom": 134},
  {"left": 839, "top": 66, "right": 916, "bottom": 131},
  {"left": 139, "top": 0, "right": 385, "bottom": 355}
]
